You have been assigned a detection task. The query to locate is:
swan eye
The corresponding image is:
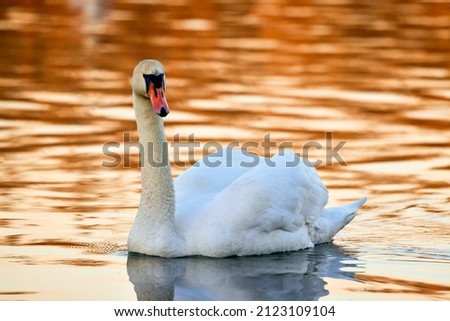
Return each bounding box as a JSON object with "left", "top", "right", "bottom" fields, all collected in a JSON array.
[{"left": 143, "top": 74, "right": 165, "bottom": 95}]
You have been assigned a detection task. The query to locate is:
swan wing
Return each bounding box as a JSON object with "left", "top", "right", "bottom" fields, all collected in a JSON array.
[
  {"left": 175, "top": 147, "right": 260, "bottom": 218},
  {"left": 175, "top": 147, "right": 258, "bottom": 196},
  {"left": 179, "top": 150, "right": 329, "bottom": 257}
]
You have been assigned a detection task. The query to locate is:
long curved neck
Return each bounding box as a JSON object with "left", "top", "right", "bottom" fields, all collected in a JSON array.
[{"left": 133, "top": 92, "right": 175, "bottom": 224}]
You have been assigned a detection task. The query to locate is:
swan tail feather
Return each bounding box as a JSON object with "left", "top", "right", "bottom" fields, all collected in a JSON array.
[{"left": 309, "top": 197, "right": 367, "bottom": 245}]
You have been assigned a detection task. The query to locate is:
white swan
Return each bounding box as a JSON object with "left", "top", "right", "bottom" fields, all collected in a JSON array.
[{"left": 127, "top": 59, "right": 367, "bottom": 258}]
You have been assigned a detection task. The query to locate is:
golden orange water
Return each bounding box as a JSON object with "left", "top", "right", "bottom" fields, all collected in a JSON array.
[{"left": 0, "top": 0, "right": 449, "bottom": 300}]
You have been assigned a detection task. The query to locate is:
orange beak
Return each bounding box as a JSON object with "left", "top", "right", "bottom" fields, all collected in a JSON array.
[{"left": 148, "top": 83, "right": 169, "bottom": 117}]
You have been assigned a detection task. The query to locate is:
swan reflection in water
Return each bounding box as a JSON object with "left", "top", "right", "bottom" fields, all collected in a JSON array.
[{"left": 127, "top": 243, "right": 363, "bottom": 301}]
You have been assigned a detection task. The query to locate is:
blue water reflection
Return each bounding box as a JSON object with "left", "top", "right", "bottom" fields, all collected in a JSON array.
[{"left": 127, "top": 243, "right": 362, "bottom": 301}]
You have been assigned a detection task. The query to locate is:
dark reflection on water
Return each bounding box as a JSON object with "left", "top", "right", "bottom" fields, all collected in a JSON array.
[
  {"left": 0, "top": 0, "right": 449, "bottom": 300},
  {"left": 127, "top": 244, "right": 361, "bottom": 301}
]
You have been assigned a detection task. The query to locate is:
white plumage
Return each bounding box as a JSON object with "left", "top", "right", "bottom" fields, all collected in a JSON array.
[{"left": 127, "top": 59, "right": 367, "bottom": 258}]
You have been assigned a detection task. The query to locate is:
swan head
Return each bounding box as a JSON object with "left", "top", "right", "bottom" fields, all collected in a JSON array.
[{"left": 132, "top": 59, "right": 169, "bottom": 117}]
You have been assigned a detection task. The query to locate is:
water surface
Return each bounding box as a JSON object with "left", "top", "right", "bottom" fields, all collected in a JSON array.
[{"left": 0, "top": 0, "right": 449, "bottom": 300}]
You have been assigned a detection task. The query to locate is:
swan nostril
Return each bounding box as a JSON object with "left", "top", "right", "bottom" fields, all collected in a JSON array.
[{"left": 159, "top": 107, "right": 168, "bottom": 117}]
